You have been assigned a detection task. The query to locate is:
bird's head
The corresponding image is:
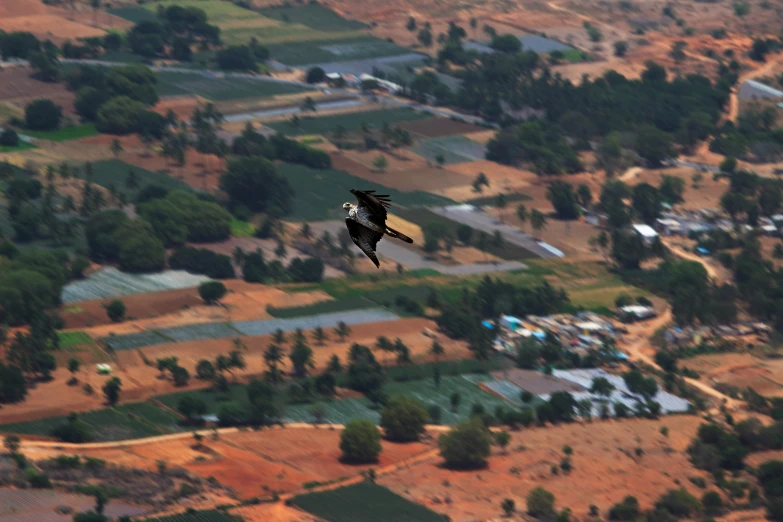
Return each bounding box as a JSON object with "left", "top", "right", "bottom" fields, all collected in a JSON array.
[{"left": 342, "top": 202, "right": 353, "bottom": 211}]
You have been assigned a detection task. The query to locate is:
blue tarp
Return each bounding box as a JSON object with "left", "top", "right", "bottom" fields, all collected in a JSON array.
[
  {"left": 532, "top": 331, "right": 547, "bottom": 340},
  {"left": 482, "top": 320, "right": 494, "bottom": 329},
  {"left": 696, "top": 247, "right": 710, "bottom": 255}
]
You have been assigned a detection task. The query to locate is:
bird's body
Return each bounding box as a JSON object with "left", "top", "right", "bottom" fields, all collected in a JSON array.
[{"left": 343, "top": 189, "right": 413, "bottom": 268}]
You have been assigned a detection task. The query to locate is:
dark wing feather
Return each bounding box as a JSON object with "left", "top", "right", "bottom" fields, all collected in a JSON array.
[
  {"left": 345, "top": 218, "right": 383, "bottom": 268},
  {"left": 351, "top": 189, "right": 391, "bottom": 222}
]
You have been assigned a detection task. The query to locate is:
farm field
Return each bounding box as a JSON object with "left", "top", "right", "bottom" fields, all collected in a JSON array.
[
  {"left": 380, "top": 416, "right": 708, "bottom": 522},
  {"left": 0, "top": 141, "right": 36, "bottom": 153},
  {"left": 143, "top": 511, "right": 238, "bottom": 522},
  {"left": 267, "top": 107, "right": 433, "bottom": 136},
  {"left": 259, "top": 4, "right": 366, "bottom": 31},
  {"left": 155, "top": 71, "right": 312, "bottom": 101},
  {"left": 86, "top": 158, "right": 195, "bottom": 199},
  {"left": 266, "top": 36, "right": 412, "bottom": 66},
  {"left": 0, "top": 402, "right": 184, "bottom": 441},
  {"left": 107, "top": 6, "right": 158, "bottom": 24},
  {"left": 0, "top": 489, "right": 147, "bottom": 522},
  {"left": 397, "top": 118, "right": 487, "bottom": 138},
  {"left": 56, "top": 330, "right": 110, "bottom": 364},
  {"left": 278, "top": 162, "right": 452, "bottom": 221},
  {"left": 411, "top": 136, "right": 488, "bottom": 165},
  {"left": 61, "top": 266, "right": 212, "bottom": 303},
  {"left": 101, "top": 308, "right": 399, "bottom": 351},
  {"left": 0, "top": 67, "right": 77, "bottom": 117},
  {"left": 680, "top": 352, "right": 783, "bottom": 398},
  {"left": 292, "top": 483, "right": 445, "bottom": 522},
  {"left": 22, "top": 123, "right": 99, "bottom": 142}
]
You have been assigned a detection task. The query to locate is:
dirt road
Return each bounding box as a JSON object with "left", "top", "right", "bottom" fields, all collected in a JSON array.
[
  {"left": 664, "top": 240, "right": 730, "bottom": 284},
  {"left": 728, "top": 52, "right": 783, "bottom": 122}
]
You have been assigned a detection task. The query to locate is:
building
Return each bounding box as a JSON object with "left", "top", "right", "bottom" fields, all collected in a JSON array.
[
  {"left": 618, "top": 305, "right": 657, "bottom": 322},
  {"left": 655, "top": 218, "right": 684, "bottom": 236},
  {"left": 632, "top": 224, "right": 659, "bottom": 245}
]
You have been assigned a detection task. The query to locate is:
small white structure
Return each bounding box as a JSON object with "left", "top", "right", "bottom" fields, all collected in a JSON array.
[
  {"left": 655, "top": 218, "right": 683, "bottom": 236},
  {"left": 632, "top": 224, "right": 659, "bottom": 245},
  {"left": 96, "top": 363, "right": 111, "bottom": 375},
  {"left": 619, "top": 305, "right": 657, "bottom": 322},
  {"left": 761, "top": 224, "right": 779, "bottom": 236}
]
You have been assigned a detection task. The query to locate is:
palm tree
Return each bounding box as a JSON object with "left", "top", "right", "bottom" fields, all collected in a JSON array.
[
  {"left": 264, "top": 343, "right": 285, "bottom": 384},
  {"left": 375, "top": 336, "right": 395, "bottom": 364},
  {"left": 232, "top": 246, "right": 245, "bottom": 266},
  {"left": 215, "top": 354, "right": 231, "bottom": 377},
  {"left": 516, "top": 204, "right": 528, "bottom": 232},
  {"left": 312, "top": 326, "right": 328, "bottom": 346},
  {"left": 301, "top": 222, "right": 312, "bottom": 240},
  {"left": 334, "top": 321, "right": 351, "bottom": 342},
  {"left": 232, "top": 338, "right": 247, "bottom": 352},
  {"left": 530, "top": 209, "right": 548, "bottom": 237},
  {"left": 110, "top": 139, "right": 123, "bottom": 158},
  {"left": 394, "top": 338, "right": 411, "bottom": 366},
  {"left": 272, "top": 328, "right": 287, "bottom": 345},
  {"left": 496, "top": 193, "right": 507, "bottom": 223},
  {"left": 228, "top": 350, "right": 246, "bottom": 381},
  {"left": 430, "top": 340, "right": 444, "bottom": 361},
  {"left": 292, "top": 328, "right": 306, "bottom": 345}
]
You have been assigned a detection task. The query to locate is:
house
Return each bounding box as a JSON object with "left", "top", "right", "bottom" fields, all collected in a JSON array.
[
  {"left": 619, "top": 305, "right": 657, "bottom": 322},
  {"left": 761, "top": 224, "right": 779, "bottom": 236},
  {"left": 632, "top": 224, "right": 659, "bottom": 245},
  {"left": 655, "top": 218, "right": 683, "bottom": 236}
]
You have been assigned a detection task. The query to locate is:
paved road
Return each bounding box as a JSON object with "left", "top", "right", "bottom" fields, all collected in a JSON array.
[
  {"left": 308, "top": 220, "right": 527, "bottom": 275},
  {"left": 663, "top": 158, "right": 720, "bottom": 173},
  {"left": 429, "top": 206, "right": 564, "bottom": 259}
]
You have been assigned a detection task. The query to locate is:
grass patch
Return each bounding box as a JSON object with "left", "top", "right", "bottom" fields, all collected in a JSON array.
[
  {"left": 57, "top": 331, "right": 93, "bottom": 349},
  {"left": 230, "top": 218, "right": 256, "bottom": 238},
  {"left": 89, "top": 159, "right": 193, "bottom": 199},
  {"left": 266, "top": 36, "right": 411, "bottom": 66},
  {"left": 0, "top": 141, "right": 36, "bottom": 152},
  {"left": 278, "top": 162, "right": 452, "bottom": 222},
  {"left": 0, "top": 402, "right": 183, "bottom": 441},
  {"left": 560, "top": 48, "right": 588, "bottom": 62},
  {"left": 268, "top": 107, "right": 431, "bottom": 136},
  {"left": 267, "top": 297, "right": 368, "bottom": 318},
  {"left": 100, "top": 50, "right": 147, "bottom": 63},
  {"left": 395, "top": 207, "right": 538, "bottom": 260},
  {"left": 467, "top": 192, "right": 532, "bottom": 207},
  {"left": 156, "top": 70, "right": 312, "bottom": 101},
  {"left": 22, "top": 124, "right": 99, "bottom": 142},
  {"left": 259, "top": 4, "right": 366, "bottom": 31},
  {"left": 292, "top": 482, "right": 446, "bottom": 522},
  {"left": 108, "top": 6, "right": 158, "bottom": 23},
  {"left": 144, "top": 510, "right": 240, "bottom": 522}
]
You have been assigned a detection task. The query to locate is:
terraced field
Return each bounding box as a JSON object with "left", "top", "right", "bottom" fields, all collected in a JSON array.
[{"left": 156, "top": 71, "right": 312, "bottom": 100}]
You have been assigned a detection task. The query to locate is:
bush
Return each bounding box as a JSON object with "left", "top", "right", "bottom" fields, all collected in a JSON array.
[
  {"left": 169, "top": 246, "right": 234, "bottom": 279},
  {"left": 24, "top": 99, "right": 62, "bottom": 131},
  {"left": 438, "top": 419, "right": 492, "bottom": 469},
  {"left": 0, "top": 129, "right": 20, "bottom": 147},
  {"left": 702, "top": 491, "right": 723, "bottom": 515},
  {"left": 609, "top": 496, "right": 640, "bottom": 521},
  {"left": 198, "top": 281, "right": 227, "bottom": 304},
  {"left": 380, "top": 395, "right": 429, "bottom": 442},
  {"left": 655, "top": 488, "right": 701, "bottom": 518},
  {"left": 306, "top": 66, "right": 326, "bottom": 84},
  {"left": 340, "top": 419, "right": 382, "bottom": 464},
  {"left": 104, "top": 299, "right": 126, "bottom": 322},
  {"left": 527, "top": 487, "right": 556, "bottom": 519}
]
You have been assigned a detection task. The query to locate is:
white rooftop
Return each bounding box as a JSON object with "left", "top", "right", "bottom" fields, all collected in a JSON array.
[{"left": 632, "top": 224, "right": 659, "bottom": 238}]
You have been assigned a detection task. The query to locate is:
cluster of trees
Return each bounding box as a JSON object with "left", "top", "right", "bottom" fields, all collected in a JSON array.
[
  {"left": 68, "top": 65, "right": 163, "bottom": 136},
  {"left": 127, "top": 4, "right": 220, "bottom": 59},
  {"left": 61, "top": 33, "right": 123, "bottom": 60},
  {"left": 719, "top": 168, "right": 783, "bottom": 225},
  {"left": 236, "top": 246, "right": 324, "bottom": 284},
  {"left": 711, "top": 104, "right": 783, "bottom": 163},
  {"left": 219, "top": 156, "right": 295, "bottom": 217},
  {"left": 138, "top": 189, "right": 232, "bottom": 247},
  {"left": 231, "top": 124, "right": 331, "bottom": 170},
  {"left": 215, "top": 39, "right": 269, "bottom": 72},
  {"left": 0, "top": 246, "right": 70, "bottom": 326},
  {"left": 170, "top": 246, "right": 235, "bottom": 279},
  {"left": 516, "top": 334, "right": 625, "bottom": 372},
  {"left": 85, "top": 210, "right": 165, "bottom": 273},
  {"left": 486, "top": 120, "right": 583, "bottom": 175}
]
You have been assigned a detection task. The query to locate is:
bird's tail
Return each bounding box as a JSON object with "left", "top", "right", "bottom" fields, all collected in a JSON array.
[{"left": 385, "top": 226, "right": 414, "bottom": 244}]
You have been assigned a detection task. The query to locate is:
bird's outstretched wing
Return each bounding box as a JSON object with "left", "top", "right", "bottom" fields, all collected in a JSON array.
[
  {"left": 345, "top": 218, "right": 383, "bottom": 268},
  {"left": 351, "top": 189, "right": 391, "bottom": 222}
]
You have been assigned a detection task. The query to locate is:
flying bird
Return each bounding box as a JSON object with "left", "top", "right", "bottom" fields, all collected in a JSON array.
[{"left": 343, "top": 189, "right": 413, "bottom": 268}]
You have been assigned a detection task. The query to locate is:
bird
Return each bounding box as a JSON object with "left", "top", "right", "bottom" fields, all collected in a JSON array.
[{"left": 343, "top": 189, "right": 413, "bottom": 268}]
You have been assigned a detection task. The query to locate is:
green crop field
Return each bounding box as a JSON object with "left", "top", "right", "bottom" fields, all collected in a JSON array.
[
  {"left": 57, "top": 330, "right": 110, "bottom": 363},
  {"left": 278, "top": 163, "right": 452, "bottom": 222},
  {"left": 259, "top": 4, "right": 366, "bottom": 31},
  {"left": 268, "top": 297, "right": 368, "bottom": 318},
  {"left": 266, "top": 36, "right": 411, "bottom": 66},
  {"left": 230, "top": 218, "right": 256, "bottom": 238},
  {"left": 292, "top": 482, "right": 445, "bottom": 522},
  {"left": 22, "top": 124, "right": 99, "bottom": 142},
  {"left": 90, "top": 159, "right": 193, "bottom": 200},
  {"left": 156, "top": 71, "right": 312, "bottom": 101},
  {"left": 58, "top": 331, "right": 93, "bottom": 349},
  {"left": 144, "top": 509, "right": 241, "bottom": 522},
  {"left": 395, "top": 207, "right": 538, "bottom": 260},
  {"left": 267, "top": 107, "right": 432, "bottom": 136},
  {"left": 0, "top": 402, "right": 184, "bottom": 441},
  {"left": 0, "top": 141, "right": 36, "bottom": 153},
  {"left": 108, "top": 6, "right": 158, "bottom": 23}
]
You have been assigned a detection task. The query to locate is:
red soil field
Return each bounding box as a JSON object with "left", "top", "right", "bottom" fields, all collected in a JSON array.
[
  {"left": 0, "top": 67, "right": 77, "bottom": 116},
  {"left": 0, "top": 0, "right": 131, "bottom": 43},
  {"left": 380, "top": 416, "right": 709, "bottom": 522},
  {"left": 397, "top": 118, "right": 485, "bottom": 138}
]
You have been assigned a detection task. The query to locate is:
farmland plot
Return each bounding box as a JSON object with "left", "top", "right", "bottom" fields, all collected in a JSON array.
[
  {"left": 232, "top": 309, "right": 399, "bottom": 336},
  {"left": 156, "top": 70, "right": 312, "bottom": 100},
  {"left": 267, "top": 107, "right": 431, "bottom": 136},
  {"left": 62, "top": 267, "right": 212, "bottom": 303},
  {"left": 103, "top": 330, "right": 170, "bottom": 351},
  {"left": 157, "top": 322, "right": 242, "bottom": 342},
  {"left": 267, "top": 36, "right": 411, "bottom": 66},
  {"left": 108, "top": 6, "right": 158, "bottom": 23},
  {"left": 143, "top": 510, "right": 239, "bottom": 522},
  {"left": 411, "top": 136, "right": 487, "bottom": 165},
  {"left": 292, "top": 482, "right": 444, "bottom": 522},
  {"left": 0, "top": 490, "right": 147, "bottom": 522},
  {"left": 260, "top": 4, "right": 366, "bottom": 31}
]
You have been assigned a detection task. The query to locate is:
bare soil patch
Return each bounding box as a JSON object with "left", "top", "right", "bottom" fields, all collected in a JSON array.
[
  {"left": 380, "top": 416, "right": 707, "bottom": 522},
  {"left": 681, "top": 353, "right": 783, "bottom": 397},
  {"left": 330, "top": 152, "right": 471, "bottom": 194},
  {"left": 0, "top": 0, "right": 131, "bottom": 43},
  {"left": 0, "top": 66, "right": 77, "bottom": 116}
]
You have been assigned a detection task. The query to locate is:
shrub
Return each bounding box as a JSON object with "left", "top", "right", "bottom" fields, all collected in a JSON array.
[
  {"left": 340, "top": 419, "right": 382, "bottom": 464},
  {"left": 198, "top": 281, "right": 227, "bottom": 304},
  {"left": 609, "top": 496, "right": 640, "bottom": 521},
  {"left": 438, "top": 419, "right": 492, "bottom": 469},
  {"left": 702, "top": 491, "right": 723, "bottom": 515},
  {"left": 24, "top": 99, "right": 62, "bottom": 131},
  {"left": 0, "top": 129, "right": 20, "bottom": 147},
  {"left": 527, "top": 487, "right": 556, "bottom": 519},
  {"left": 104, "top": 299, "right": 126, "bottom": 322}
]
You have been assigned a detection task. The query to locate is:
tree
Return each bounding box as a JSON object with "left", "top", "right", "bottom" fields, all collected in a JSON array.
[
  {"left": 25, "top": 99, "right": 62, "bottom": 131},
  {"left": 94, "top": 488, "right": 107, "bottom": 515},
  {"left": 289, "top": 339, "right": 314, "bottom": 378},
  {"left": 373, "top": 155, "right": 388, "bottom": 173},
  {"left": 702, "top": 491, "right": 723, "bottom": 515},
  {"left": 547, "top": 181, "right": 580, "bottom": 220},
  {"left": 177, "top": 396, "right": 207, "bottom": 423},
  {"left": 340, "top": 419, "right": 382, "bottom": 463},
  {"left": 495, "top": 430, "right": 511, "bottom": 453},
  {"left": 196, "top": 359, "right": 215, "bottom": 380},
  {"left": 438, "top": 419, "right": 492, "bottom": 469},
  {"left": 614, "top": 40, "right": 628, "bottom": 57},
  {"left": 102, "top": 377, "right": 122, "bottom": 406},
  {"left": 312, "top": 326, "right": 328, "bottom": 346},
  {"left": 659, "top": 175, "right": 686, "bottom": 204},
  {"left": 67, "top": 357, "right": 80, "bottom": 383},
  {"left": 530, "top": 210, "right": 547, "bottom": 235},
  {"left": 417, "top": 28, "right": 433, "bottom": 47},
  {"left": 110, "top": 139, "right": 123, "bottom": 158},
  {"left": 103, "top": 299, "right": 126, "bottom": 323},
  {"left": 406, "top": 16, "right": 417, "bottom": 31},
  {"left": 300, "top": 96, "right": 318, "bottom": 114},
  {"left": 3, "top": 435, "right": 20, "bottom": 454},
  {"left": 306, "top": 66, "right": 326, "bottom": 84},
  {"left": 380, "top": 396, "right": 429, "bottom": 442},
  {"left": 435, "top": 153, "right": 446, "bottom": 168},
  {"left": 502, "top": 498, "right": 516, "bottom": 517},
  {"left": 636, "top": 125, "right": 674, "bottom": 167},
  {"left": 632, "top": 183, "right": 662, "bottom": 224},
  {"left": 591, "top": 377, "right": 615, "bottom": 398},
  {"left": 334, "top": 321, "right": 351, "bottom": 341},
  {"left": 527, "top": 487, "right": 556, "bottom": 519},
  {"left": 0, "top": 130, "right": 19, "bottom": 147},
  {"left": 220, "top": 157, "right": 294, "bottom": 216},
  {"left": 198, "top": 281, "right": 227, "bottom": 304},
  {"left": 430, "top": 340, "right": 444, "bottom": 361}
]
